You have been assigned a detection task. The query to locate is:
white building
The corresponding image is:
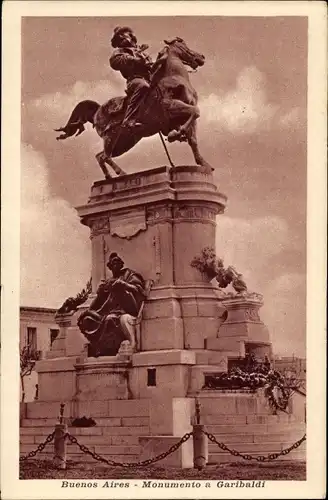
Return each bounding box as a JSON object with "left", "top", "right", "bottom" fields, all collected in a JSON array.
[{"left": 20, "top": 306, "right": 58, "bottom": 401}]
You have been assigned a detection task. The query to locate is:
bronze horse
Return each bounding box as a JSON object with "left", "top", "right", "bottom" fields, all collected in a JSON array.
[{"left": 55, "top": 38, "right": 211, "bottom": 178}]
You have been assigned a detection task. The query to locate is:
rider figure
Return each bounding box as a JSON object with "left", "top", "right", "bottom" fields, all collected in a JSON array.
[{"left": 109, "top": 26, "right": 153, "bottom": 130}]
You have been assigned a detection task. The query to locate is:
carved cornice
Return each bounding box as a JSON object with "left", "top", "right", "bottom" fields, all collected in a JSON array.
[
  {"left": 88, "top": 215, "right": 111, "bottom": 237},
  {"left": 146, "top": 204, "right": 218, "bottom": 225},
  {"left": 173, "top": 205, "right": 217, "bottom": 222},
  {"left": 111, "top": 208, "right": 147, "bottom": 240},
  {"left": 244, "top": 308, "right": 261, "bottom": 322},
  {"left": 146, "top": 206, "right": 173, "bottom": 224}
]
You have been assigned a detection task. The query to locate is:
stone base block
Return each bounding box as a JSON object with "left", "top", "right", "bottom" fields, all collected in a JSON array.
[
  {"left": 184, "top": 317, "right": 219, "bottom": 348},
  {"left": 147, "top": 396, "right": 195, "bottom": 435},
  {"left": 188, "top": 364, "right": 228, "bottom": 395},
  {"left": 206, "top": 336, "right": 245, "bottom": 357},
  {"left": 179, "top": 294, "right": 225, "bottom": 318},
  {"left": 66, "top": 325, "right": 88, "bottom": 357},
  {"left": 132, "top": 350, "right": 196, "bottom": 367},
  {"left": 130, "top": 364, "right": 191, "bottom": 399},
  {"left": 143, "top": 295, "right": 182, "bottom": 320},
  {"left": 219, "top": 321, "right": 271, "bottom": 344},
  {"left": 130, "top": 350, "right": 195, "bottom": 399},
  {"left": 193, "top": 350, "right": 228, "bottom": 366},
  {"left": 139, "top": 435, "right": 194, "bottom": 468},
  {"left": 26, "top": 401, "right": 74, "bottom": 419},
  {"left": 36, "top": 357, "right": 79, "bottom": 402},
  {"left": 288, "top": 392, "right": 306, "bottom": 422},
  {"left": 75, "top": 358, "right": 130, "bottom": 401},
  {"left": 46, "top": 349, "right": 66, "bottom": 359},
  {"left": 141, "top": 318, "right": 184, "bottom": 350},
  {"left": 197, "top": 391, "right": 272, "bottom": 415}
]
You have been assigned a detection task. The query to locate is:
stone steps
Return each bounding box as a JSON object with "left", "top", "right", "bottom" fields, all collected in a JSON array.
[
  {"left": 205, "top": 431, "right": 304, "bottom": 444},
  {"left": 197, "top": 395, "right": 272, "bottom": 415},
  {"left": 24, "top": 451, "right": 140, "bottom": 464},
  {"left": 20, "top": 393, "right": 306, "bottom": 465},
  {"left": 202, "top": 414, "right": 298, "bottom": 425},
  {"left": 21, "top": 425, "right": 306, "bottom": 461},
  {"left": 205, "top": 415, "right": 306, "bottom": 463},
  {"left": 25, "top": 400, "right": 150, "bottom": 419},
  {"left": 21, "top": 426, "right": 149, "bottom": 440},
  {"left": 205, "top": 423, "right": 305, "bottom": 435}
]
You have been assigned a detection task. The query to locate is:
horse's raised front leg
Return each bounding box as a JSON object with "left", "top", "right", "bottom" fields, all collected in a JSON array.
[
  {"left": 95, "top": 151, "right": 111, "bottom": 179},
  {"left": 165, "top": 99, "right": 199, "bottom": 143},
  {"left": 187, "top": 123, "right": 213, "bottom": 172},
  {"left": 178, "top": 105, "right": 200, "bottom": 138}
]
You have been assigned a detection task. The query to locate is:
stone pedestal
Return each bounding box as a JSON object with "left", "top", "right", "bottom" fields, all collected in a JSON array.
[
  {"left": 46, "top": 314, "right": 71, "bottom": 359},
  {"left": 76, "top": 165, "right": 226, "bottom": 352},
  {"left": 30, "top": 165, "right": 285, "bottom": 468},
  {"left": 206, "top": 293, "right": 272, "bottom": 360}
]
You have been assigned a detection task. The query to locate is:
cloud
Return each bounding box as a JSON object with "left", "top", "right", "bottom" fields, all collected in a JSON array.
[
  {"left": 200, "top": 66, "right": 303, "bottom": 134},
  {"left": 262, "top": 273, "right": 306, "bottom": 357},
  {"left": 32, "top": 78, "right": 124, "bottom": 122},
  {"left": 216, "top": 215, "right": 289, "bottom": 291},
  {"left": 216, "top": 215, "right": 305, "bottom": 356},
  {"left": 279, "top": 107, "right": 304, "bottom": 129},
  {"left": 21, "top": 144, "right": 91, "bottom": 308},
  {"left": 27, "top": 79, "right": 125, "bottom": 151}
]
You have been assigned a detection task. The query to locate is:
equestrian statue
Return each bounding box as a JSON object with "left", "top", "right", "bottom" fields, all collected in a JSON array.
[{"left": 55, "top": 26, "right": 210, "bottom": 178}]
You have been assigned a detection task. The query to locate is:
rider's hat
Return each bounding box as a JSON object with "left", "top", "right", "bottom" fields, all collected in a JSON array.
[{"left": 111, "top": 26, "right": 134, "bottom": 48}]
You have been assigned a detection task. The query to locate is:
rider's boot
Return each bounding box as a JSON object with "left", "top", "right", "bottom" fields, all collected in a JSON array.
[
  {"left": 122, "top": 120, "right": 143, "bottom": 129},
  {"left": 103, "top": 120, "right": 142, "bottom": 135}
]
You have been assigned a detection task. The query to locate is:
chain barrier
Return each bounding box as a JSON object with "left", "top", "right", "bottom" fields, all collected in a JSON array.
[
  {"left": 19, "top": 431, "right": 55, "bottom": 462},
  {"left": 66, "top": 431, "right": 192, "bottom": 467},
  {"left": 204, "top": 431, "right": 306, "bottom": 462},
  {"left": 20, "top": 425, "right": 306, "bottom": 466}
]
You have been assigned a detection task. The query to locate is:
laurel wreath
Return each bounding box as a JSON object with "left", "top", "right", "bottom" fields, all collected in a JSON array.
[{"left": 204, "top": 367, "right": 290, "bottom": 413}]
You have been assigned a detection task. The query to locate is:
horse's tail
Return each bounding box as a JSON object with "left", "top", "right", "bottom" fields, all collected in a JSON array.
[{"left": 54, "top": 100, "right": 100, "bottom": 141}]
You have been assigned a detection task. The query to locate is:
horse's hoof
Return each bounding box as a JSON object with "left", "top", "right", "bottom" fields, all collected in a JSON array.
[{"left": 167, "top": 130, "right": 180, "bottom": 143}]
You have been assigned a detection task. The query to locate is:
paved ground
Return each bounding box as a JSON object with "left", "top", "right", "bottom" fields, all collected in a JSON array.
[{"left": 20, "top": 459, "right": 306, "bottom": 480}]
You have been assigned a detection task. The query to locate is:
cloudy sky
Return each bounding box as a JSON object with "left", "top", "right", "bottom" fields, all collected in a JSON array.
[{"left": 21, "top": 16, "right": 307, "bottom": 356}]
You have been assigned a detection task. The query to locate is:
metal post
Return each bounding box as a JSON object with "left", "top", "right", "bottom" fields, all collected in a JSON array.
[
  {"left": 59, "top": 402, "right": 65, "bottom": 424},
  {"left": 54, "top": 422, "right": 68, "bottom": 469},
  {"left": 54, "top": 403, "right": 67, "bottom": 469},
  {"left": 193, "top": 398, "right": 208, "bottom": 470},
  {"left": 195, "top": 397, "right": 201, "bottom": 424}
]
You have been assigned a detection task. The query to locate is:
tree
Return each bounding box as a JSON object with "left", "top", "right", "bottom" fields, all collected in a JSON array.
[{"left": 20, "top": 344, "right": 39, "bottom": 402}]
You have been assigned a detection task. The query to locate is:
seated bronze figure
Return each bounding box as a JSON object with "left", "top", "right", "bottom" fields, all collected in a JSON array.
[{"left": 77, "top": 253, "right": 146, "bottom": 357}]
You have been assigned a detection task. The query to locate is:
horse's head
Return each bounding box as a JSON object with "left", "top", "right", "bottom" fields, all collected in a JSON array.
[{"left": 164, "top": 37, "right": 205, "bottom": 70}]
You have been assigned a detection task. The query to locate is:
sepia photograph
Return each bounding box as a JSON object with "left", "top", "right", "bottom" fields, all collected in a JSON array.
[{"left": 1, "top": 1, "right": 326, "bottom": 499}]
